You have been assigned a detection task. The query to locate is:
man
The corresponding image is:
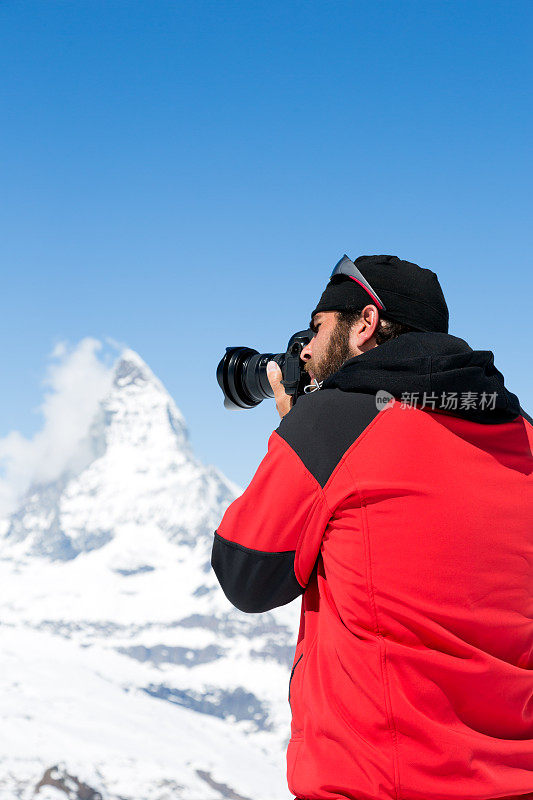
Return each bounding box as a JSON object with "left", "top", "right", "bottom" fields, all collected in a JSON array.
[{"left": 211, "top": 255, "right": 533, "bottom": 800}]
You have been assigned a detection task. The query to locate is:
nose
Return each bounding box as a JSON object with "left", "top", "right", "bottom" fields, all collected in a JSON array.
[{"left": 300, "top": 336, "right": 314, "bottom": 363}]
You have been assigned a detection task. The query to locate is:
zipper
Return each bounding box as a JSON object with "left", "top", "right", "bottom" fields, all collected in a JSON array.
[{"left": 288, "top": 653, "right": 303, "bottom": 707}]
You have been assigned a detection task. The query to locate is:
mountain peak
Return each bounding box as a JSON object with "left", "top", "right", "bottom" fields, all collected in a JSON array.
[
  {"left": 113, "top": 349, "right": 156, "bottom": 389},
  {"left": 3, "top": 346, "right": 237, "bottom": 561}
]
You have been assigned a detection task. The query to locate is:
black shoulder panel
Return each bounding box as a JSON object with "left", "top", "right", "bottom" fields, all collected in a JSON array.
[{"left": 276, "top": 388, "right": 381, "bottom": 488}]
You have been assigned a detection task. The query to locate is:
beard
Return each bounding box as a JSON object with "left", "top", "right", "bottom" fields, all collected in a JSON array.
[{"left": 306, "top": 316, "right": 354, "bottom": 384}]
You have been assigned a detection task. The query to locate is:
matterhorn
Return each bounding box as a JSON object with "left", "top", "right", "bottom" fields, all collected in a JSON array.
[{"left": 0, "top": 350, "right": 298, "bottom": 800}]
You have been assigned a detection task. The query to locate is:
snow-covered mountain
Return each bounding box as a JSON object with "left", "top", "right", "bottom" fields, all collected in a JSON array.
[{"left": 0, "top": 350, "right": 299, "bottom": 800}]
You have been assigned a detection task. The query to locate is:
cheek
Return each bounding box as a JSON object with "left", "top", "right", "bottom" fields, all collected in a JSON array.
[{"left": 311, "top": 334, "right": 327, "bottom": 361}]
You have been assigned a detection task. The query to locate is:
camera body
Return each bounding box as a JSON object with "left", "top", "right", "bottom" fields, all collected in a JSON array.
[{"left": 217, "top": 329, "right": 314, "bottom": 410}]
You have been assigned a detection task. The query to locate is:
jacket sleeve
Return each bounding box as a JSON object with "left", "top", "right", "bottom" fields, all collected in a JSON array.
[{"left": 211, "top": 428, "right": 331, "bottom": 613}]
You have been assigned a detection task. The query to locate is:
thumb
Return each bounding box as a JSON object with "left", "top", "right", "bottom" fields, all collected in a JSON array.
[
  {"left": 266, "top": 360, "right": 283, "bottom": 393},
  {"left": 267, "top": 360, "right": 292, "bottom": 419}
]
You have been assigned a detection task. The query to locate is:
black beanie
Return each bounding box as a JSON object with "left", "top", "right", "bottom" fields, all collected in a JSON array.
[{"left": 311, "top": 255, "right": 449, "bottom": 333}]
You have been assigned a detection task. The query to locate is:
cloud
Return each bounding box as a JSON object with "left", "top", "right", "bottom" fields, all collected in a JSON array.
[{"left": 0, "top": 338, "right": 114, "bottom": 517}]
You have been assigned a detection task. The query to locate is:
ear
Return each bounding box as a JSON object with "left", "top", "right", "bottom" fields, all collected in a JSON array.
[{"left": 350, "top": 306, "right": 380, "bottom": 350}]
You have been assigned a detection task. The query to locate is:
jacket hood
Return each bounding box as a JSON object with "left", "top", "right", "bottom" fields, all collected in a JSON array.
[{"left": 321, "top": 332, "right": 521, "bottom": 423}]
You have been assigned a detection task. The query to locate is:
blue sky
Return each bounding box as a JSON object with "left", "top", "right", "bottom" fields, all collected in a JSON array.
[{"left": 1, "top": 0, "right": 532, "bottom": 488}]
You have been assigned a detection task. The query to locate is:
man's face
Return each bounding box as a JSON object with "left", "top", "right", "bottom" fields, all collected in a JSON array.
[{"left": 301, "top": 311, "right": 355, "bottom": 384}]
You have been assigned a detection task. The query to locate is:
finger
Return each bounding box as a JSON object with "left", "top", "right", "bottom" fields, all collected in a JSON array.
[
  {"left": 266, "top": 360, "right": 283, "bottom": 393},
  {"left": 267, "top": 361, "right": 292, "bottom": 418}
]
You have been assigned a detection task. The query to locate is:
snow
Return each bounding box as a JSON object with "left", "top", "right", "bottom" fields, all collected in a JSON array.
[{"left": 0, "top": 349, "right": 299, "bottom": 799}]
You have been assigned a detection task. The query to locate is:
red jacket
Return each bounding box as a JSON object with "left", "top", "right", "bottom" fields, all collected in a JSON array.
[{"left": 212, "top": 332, "right": 533, "bottom": 800}]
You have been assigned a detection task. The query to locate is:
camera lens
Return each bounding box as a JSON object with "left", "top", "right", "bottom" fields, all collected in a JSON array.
[{"left": 216, "top": 348, "right": 284, "bottom": 410}]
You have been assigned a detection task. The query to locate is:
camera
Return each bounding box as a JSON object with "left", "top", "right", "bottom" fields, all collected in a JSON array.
[{"left": 217, "top": 330, "right": 314, "bottom": 410}]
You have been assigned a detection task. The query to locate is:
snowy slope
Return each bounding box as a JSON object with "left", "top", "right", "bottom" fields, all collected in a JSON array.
[{"left": 0, "top": 350, "right": 300, "bottom": 799}]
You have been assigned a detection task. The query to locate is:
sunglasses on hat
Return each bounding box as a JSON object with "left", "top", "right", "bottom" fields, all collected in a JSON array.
[{"left": 331, "top": 255, "right": 387, "bottom": 311}]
